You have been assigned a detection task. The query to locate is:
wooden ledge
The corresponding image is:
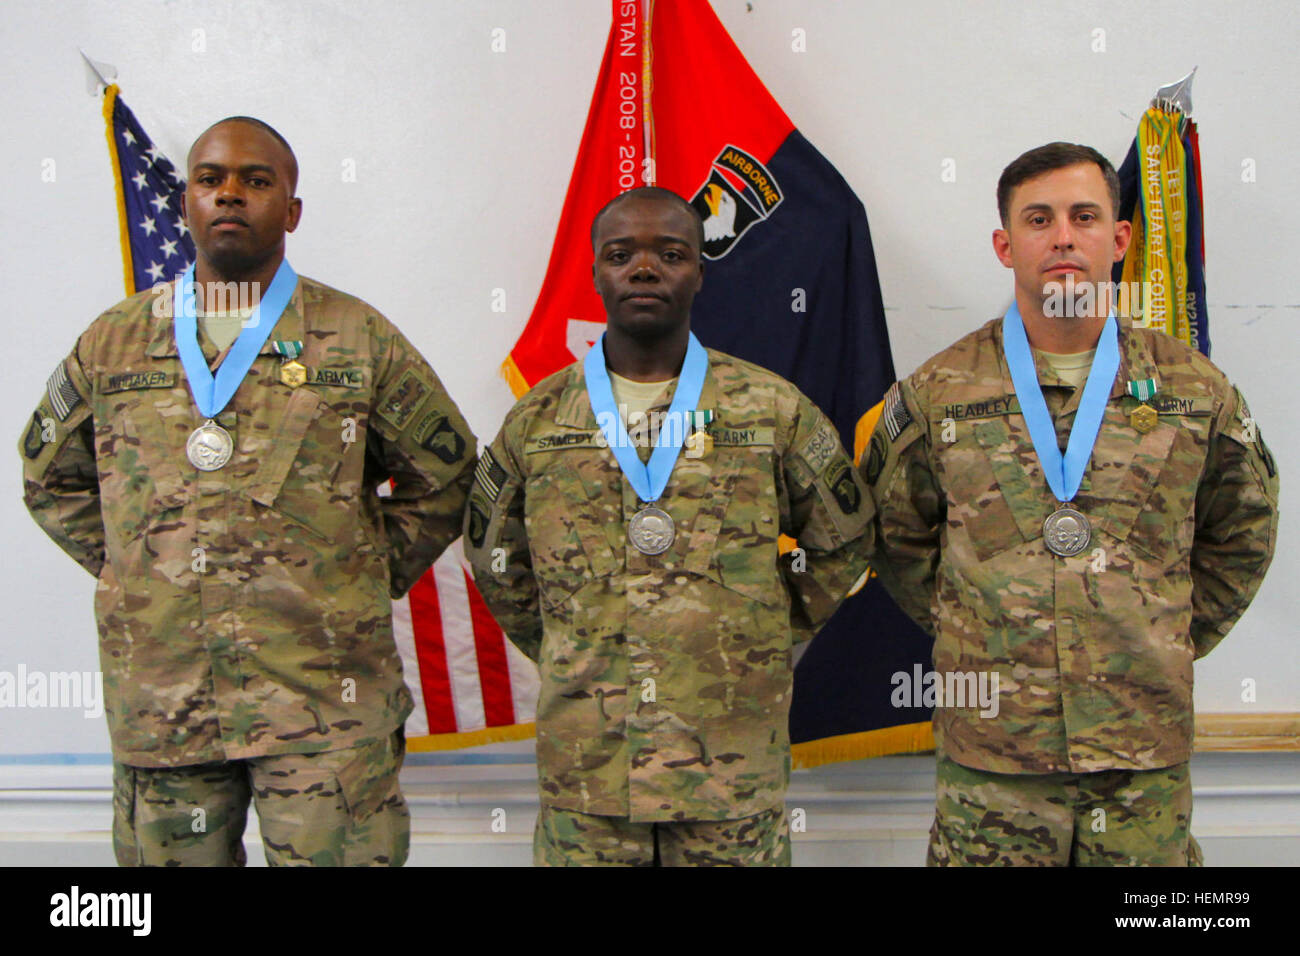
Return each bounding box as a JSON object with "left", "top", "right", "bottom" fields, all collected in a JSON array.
[{"left": 1195, "top": 713, "right": 1300, "bottom": 751}]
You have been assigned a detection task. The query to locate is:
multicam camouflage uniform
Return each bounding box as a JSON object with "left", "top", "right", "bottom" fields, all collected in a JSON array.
[
  {"left": 862, "top": 315, "right": 1279, "bottom": 865},
  {"left": 21, "top": 276, "right": 476, "bottom": 865},
  {"left": 464, "top": 349, "right": 871, "bottom": 865}
]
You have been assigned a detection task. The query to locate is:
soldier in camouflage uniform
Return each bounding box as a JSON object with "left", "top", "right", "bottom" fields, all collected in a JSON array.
[
  {"left": 20, "top": 117, "right": 477, "bottom": 865},
  {"left": 464, "top": 188, "right": 871, "bottom": 866},
  {"left": 861, "top": 143, "right": 1279, "bottom": 865}
]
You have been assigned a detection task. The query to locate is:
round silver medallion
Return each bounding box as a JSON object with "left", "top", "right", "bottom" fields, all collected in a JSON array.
[
  {"left": 1043, "top": 507, "right": 1091, "bottom": 557},
  {"left": 187, "top": 421, "right": 234, "bottom": 471},
  {"left": 628, "top": 505, "right": 675, "bottom": 555}
]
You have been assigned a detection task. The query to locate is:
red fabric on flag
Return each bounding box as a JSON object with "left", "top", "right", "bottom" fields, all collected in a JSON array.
[
  {"left": 504, "top": 0, "right": 650, "bottom": 390},
  {"left": 407, "top": 571, "right": 456, "bottom": 735},
  {"left": 648, "top": 0, "right": 793, "bottom": 196},
  {"left": 464, "top": 568, "right": 516, "bottom": 726}
]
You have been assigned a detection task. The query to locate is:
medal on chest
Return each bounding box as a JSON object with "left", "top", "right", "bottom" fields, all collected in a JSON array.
[
  {"left": 584, "top": 333, "right": 710, "bottom": 556},
  {"left": 186, "top": 419, "right": 235, "bottom": 471},
  {"left": 1127, "top": 378, "right": 1160, "bottom": 434},
  {"left": 1042, "top": 506, "right": 1091, "bottom": 557},
  {"left": 273, "top": 340, "right": 308, "bottom": 389},
  {"left": 683, "top": 409, "right": 715, "bottom": 459},
  {"left": 628, "top": 505, "right": 675, "bottom": 555},
  {"left": 172, "top": 261, "right": 298, "bottom": 470},
  {"left": 1001, "top": 304, "right": 1120, "bottom": 559}
]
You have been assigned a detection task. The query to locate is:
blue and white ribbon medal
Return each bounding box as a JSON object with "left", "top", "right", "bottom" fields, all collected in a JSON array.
[
  {"left": 1001, "top": 303, "right": 1120, "bottom": 557},
  {"left": 584, "top": 331, "right": 709, "bottom": 554},
  {"left": 173, "top": 259, "right": 297, "bottom": 470}
]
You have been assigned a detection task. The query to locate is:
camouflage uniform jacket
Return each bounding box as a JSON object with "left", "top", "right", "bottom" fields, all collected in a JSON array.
[
  {"left": 464, "top": 349, "right": 871, "bottom": 821},
  {"left": 20, "top": 276, "right": 477, "bottom": 767},
  {"left": 862, "top": 315, "right": 1279, "bottom": 775}
]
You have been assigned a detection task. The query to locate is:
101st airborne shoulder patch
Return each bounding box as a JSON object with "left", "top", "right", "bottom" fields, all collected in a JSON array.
[
  {"left": 23, "top": 407, "right": 52, "bottom": 460},
  {"left": 411, "top": 408, "right": 466, "bottom": 464},
  {"left": 824, "top": 460, "right": 862, "bottom": 515},
  {"left": 863, "top": 431, "right": 887, "bottom": 485},
  {"left": 376, "top": 368, "right": 432, "bottom": 432}
]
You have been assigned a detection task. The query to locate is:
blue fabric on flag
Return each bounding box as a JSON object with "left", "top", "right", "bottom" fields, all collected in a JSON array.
[
  {"left": 690, "top": 129, "right": 935, "bottom": 746},
  {"left": 108, "top": 91, "right": 195, "bottom": 292}
]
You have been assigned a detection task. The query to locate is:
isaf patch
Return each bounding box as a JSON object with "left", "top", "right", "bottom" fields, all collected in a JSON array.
[
  {"left": 883, "top": 382, "right": 912, "bottom": 441},
  {"left": 376, "top": 369, "right": 431, "bottom": 432},
  {"left": 826, "top": 461, "right": 861, "bottom": 514},
  {"left": 46, "top": 361, "right": 82, "bottom": 422},
  {"left": 798, "top": 420, "right": 839, "bottom": 476},
  {"left": 474, "top": 448, "right": 507, "bottom": 502},
  {"left": 411, "top": 410, "right": 465, "bottom": 464}
]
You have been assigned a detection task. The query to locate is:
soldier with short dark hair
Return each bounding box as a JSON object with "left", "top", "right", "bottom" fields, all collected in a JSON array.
[
  {"left": 861, "top": 142, "right": 1279, "bottom": 865},
  {"left": 465, "top": 186, "right": 871, "bottom": 866},
  {"left": 20, "top": 117, "right": 477, "bottom": 866}
]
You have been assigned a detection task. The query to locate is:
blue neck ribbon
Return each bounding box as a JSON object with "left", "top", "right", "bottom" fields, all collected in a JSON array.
[
  {"left": 584, "top": 331, "right": 708, "bottom": 504},
  {"left": 1001, "top": 303, "right": 1120, "bottom": 503},
  {"left": 172, "top": 258, "right": 298, "bottom": 418}
]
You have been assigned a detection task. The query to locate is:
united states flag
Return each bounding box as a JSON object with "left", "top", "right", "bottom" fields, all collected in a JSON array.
[
  {"left": 103, "top": 84, "right": 193, "bottom": 291},
  {"left": 394, "top": 540, "right": 538, "bottom": 746},
  {"left": 102, "top": 83, "right": 537, "bottom": 751}
]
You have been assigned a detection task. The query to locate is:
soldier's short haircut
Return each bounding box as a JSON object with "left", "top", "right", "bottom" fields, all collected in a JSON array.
[
  {"left": 590, "top": 186, "right": 705, "bottom": 253},
  {"left": 188, "top": 116, "right": 299, "bottom": 193},
  {"left": 997, "top": 142, "right": 1121, "bottom": 226}
]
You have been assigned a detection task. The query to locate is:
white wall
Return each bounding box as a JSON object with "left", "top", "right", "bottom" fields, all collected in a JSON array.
[{"left": 1, "top": 0, "right": 1294, "bottom": 762}]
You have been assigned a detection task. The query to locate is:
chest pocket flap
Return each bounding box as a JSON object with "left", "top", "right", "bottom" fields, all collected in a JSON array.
[{"left": 245, "top": 387, "right": 351, "bottom": 542}]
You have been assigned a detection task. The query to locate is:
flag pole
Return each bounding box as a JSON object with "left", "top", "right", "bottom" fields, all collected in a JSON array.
[
  {"left": 1152, "top": 66, "right": 1196, "bottom": 115},
  {"left": 78, "top": 49, "right": 117, "bottom": 96}
]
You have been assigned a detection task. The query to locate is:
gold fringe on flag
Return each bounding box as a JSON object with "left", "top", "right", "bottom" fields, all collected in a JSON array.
[
  {"left": 407, "top": 722, "right": 538, "bottom": 753},
  {"left": 853, "top": 398, "right": 885, "bottom": 465},
  {"left": 500, "top": 354, "right": 532, "bottom": 399},
  {"left": 101, "top": 84, "right": 137, "bottom": 297},
  {"left": 791, "top": 721, "right": 935, "bottom": 769}
]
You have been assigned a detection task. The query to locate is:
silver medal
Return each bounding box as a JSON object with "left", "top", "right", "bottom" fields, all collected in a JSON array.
[
  {"left": 1043, "top": 507, "right": 1091, "bottom": 557},
  {"left": 187, "top": 420, "right": 234, "bottom": 471},
  {"left": 628, "top": 505, "right": 675, "bottom": 555}
]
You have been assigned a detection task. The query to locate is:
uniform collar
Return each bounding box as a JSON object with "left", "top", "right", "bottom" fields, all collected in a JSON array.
[
  {"left": 145, "top": 276, "right": 307, "bottom": 358},
  {"left": 990, "top": 312, "right": 1159, "bottom": 408},
  {"left": 555, "top": 347, "right": 720, "bottom": 427}
]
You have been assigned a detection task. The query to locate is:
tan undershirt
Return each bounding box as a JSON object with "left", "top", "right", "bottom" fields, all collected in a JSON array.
[
  {"left": 1036, "top": 348, "right": 1096, "bottom": 390},
  {"left": 609, "top": 371, "right": 676, "bottom": 464},
  {"left": 198, "top": 307, "right": 257, "bottom": 352}
]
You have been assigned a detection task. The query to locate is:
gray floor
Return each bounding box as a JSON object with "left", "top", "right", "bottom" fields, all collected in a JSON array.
[{"left": 2, "top": 750, "right": 1296, "bottom": 866}]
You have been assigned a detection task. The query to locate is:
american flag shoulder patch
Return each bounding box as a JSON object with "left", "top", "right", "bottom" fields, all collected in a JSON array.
[
  {"left": 46, "top": 361, "right": 83, "bottom": 422},
  {"left": 474, "top": 448, "right": 508, "bottom": 503},
  {"left": 883, "top": 382, "right": 912, "bottom": 442}
]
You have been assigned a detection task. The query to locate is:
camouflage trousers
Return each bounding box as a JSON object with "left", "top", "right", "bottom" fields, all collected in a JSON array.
[
  {"left": 928, "top": 757, "right": 1203, "bottom": 866},
  {"left": 112, "top": 730, "right": 409, "bottom": 866},
  {"left": 534, "top": 805, "right": 791, "bottom": 867}
]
